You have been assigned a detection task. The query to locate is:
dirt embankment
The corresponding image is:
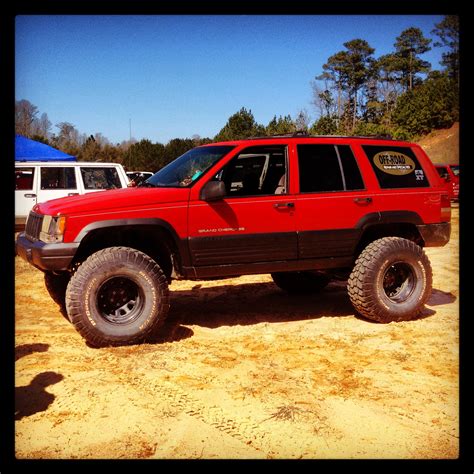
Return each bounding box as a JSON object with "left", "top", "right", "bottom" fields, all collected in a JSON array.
[
  {"left": 14, "top": 208, "right": 459, "bottom": 459},
  {"left": 417, "top": 122, "right": 459, "bottom": 165}
]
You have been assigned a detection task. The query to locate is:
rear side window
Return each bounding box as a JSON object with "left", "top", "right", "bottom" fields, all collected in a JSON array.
[
  {"left": 40, "top": 167, "right": 77, "bottom": 190},
  {"left": 15, "top": 168, "right": 35, "bottom": 190},
  {"left": 81, "top": 167, "right": 122, "bottom": 190},
  {"left": 436, "top": 167, "right": 449, "bottom": 180},
  {"left": 363, "top": 145, "right": 429, "bottom": 189},
  {"left": 297, "top": 144, "right": 364, "bottom": 193}
]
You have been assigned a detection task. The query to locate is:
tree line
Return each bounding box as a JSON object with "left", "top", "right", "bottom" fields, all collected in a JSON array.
[{"left": 15, "top": 15, "right": 458, "bottom": 173}]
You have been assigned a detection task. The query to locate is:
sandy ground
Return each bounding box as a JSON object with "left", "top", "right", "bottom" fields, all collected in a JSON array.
[{"left": 14, "top": 207, "right": 459, "bottom": 459}]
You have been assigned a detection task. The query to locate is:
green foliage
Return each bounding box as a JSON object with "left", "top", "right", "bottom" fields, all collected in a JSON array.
[
  {"left": 309, "top": 116, "right": 338, "bottom": 135},
  {"left": 266, "top": 115, "right": 296, "bottom": 135},
  {"left": 393, "top": 27, "right": 432, "bottom": 91},
  {"left": 123, "top": 139, "right": 165, "bottom": 172},
  {"left": 392, "top": 75, "right": 458, "bottom": 137},
  {"left": 214, "top": 107, "right": 265, "bottom": 141},
  {"left": 432, "top": 15, "right": 459, "bottom": 83},
  {"left": 352, "top": 122, "right": 392, "bottom": 138},
  {"left": 163, "top": 138, "right": 195, "bottom": 165}
]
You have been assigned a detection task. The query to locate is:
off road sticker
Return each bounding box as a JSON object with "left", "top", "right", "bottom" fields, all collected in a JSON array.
[{"left": 373, "top": 151, "right": 416, "bottom": 176}]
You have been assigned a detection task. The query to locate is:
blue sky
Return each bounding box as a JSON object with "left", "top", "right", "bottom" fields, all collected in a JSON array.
[{"left": 16, "top": 15, "right": 448, "bottom": 144}]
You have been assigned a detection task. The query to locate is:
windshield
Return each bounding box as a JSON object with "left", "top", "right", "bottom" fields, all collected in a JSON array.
[
  {"left": 146, "top": 145, "right": 235, "bottom": 187},
  {"left": 450, "top": 165, "right": 459, "bottom": 176}
]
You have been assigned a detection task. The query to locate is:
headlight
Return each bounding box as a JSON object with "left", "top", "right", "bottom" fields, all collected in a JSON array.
[{"left": 39, "top": 215, "right": 67, "bottom": 243}]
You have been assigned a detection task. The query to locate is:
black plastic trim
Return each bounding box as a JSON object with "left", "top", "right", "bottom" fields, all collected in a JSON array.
[
  {"left": 298, "top": 229, "right": 361, "bottom": 259},
  {"left": 355, "top": 210, "right": 424, "bottom": 229},
  {"left": 16, "top": 233, "right": 79, "bottom": 272},
  {"left": 187, "top": 255, "right": 354, "bottom": 279},
  {"left": 417, "top": 222, "right": 451, "bottom": 247},
  {"left": 74, "top": 218, "right": 191, "bottom": 267},
  {"left": 189, "top": 232, "right": 297, "bottom": 266}
]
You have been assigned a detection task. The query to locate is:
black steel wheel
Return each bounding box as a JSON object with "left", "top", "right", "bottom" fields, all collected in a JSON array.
[{"left": 65, "top": 247, "right": 170, "bottom": 347}]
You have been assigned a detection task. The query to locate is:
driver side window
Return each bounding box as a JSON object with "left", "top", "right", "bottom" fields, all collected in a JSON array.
[{"left": 215, "top": 145, "right": 288, "bottom": 197}]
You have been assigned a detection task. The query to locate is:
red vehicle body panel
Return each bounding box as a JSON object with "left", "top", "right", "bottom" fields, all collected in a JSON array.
[
  {"left": 33, "top": 137, "right": 449, "bottom": 253},
  {"left": 434, "top": 164, "right": 459, "bottom": 200}
]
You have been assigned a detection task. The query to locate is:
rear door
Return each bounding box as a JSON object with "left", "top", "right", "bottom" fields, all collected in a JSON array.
[{"left": 293, "top": 142, "right": 373, "bottom": 260}]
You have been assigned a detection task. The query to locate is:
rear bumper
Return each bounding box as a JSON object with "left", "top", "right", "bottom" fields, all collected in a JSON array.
[
  {"left": 417, "top": 222, "right": 451, "bottom": 247},
  {"left": 16, "top": 233, "right": 79, "bottom": 272}
]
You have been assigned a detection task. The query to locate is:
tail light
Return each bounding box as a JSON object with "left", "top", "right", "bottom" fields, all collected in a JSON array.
[{"left": 440, "top": 193, "right": 451, "bottom": 222}]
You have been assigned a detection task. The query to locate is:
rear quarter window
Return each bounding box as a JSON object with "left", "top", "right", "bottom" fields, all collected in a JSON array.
[
  {"left": 362, "top": 145, "right": 429, "bottom": 189},
  {"left": 81, "top": 167, "right": 122, "bottom": 190}
]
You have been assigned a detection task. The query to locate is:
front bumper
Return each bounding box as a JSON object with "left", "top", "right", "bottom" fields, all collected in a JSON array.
[
  {"left": 16, "top": 233, "right": 79, "bottom": 272},
  {"left": 417, "top": 222, "right": 451, "bottom": 247}
]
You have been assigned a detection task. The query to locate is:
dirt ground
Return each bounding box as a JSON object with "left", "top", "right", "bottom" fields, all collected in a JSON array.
[{"left": 14, "top": 207, "right": 459, "bottom": 459}]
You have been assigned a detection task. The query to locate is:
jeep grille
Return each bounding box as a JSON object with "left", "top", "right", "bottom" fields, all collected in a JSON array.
[{"left": 25, "top": 212, "right": 43, "bottom": 241}]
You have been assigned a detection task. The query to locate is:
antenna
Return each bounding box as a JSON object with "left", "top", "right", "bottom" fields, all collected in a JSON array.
[{"left": 127, "top": 118, "right": 132, "bottom": 170}]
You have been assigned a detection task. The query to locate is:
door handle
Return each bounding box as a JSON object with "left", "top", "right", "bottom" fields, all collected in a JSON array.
[
  {"left": 24, "top": 193, "right": 36, "bottom": 198},
  {"left": 68, "top": 193, "right": 79, "bottom": 196},
  {"left": 274, "top": 202, "right": 295, "bottom": 209},
  {"left": 353, "top": 197, "right": 372, "bottom": 204}
]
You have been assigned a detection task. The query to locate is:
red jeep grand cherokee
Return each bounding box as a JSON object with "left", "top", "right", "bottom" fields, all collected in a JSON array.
[
  {"left": 17, "top": 134, "right": 451, "bottom": 347},
  {"left": 434, "top": 163, "right": 459, "bottom": 201}
]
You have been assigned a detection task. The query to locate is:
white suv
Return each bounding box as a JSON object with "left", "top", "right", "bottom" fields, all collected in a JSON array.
[{"left": 15, "top": 161, "right": 130, "bottom": 230}]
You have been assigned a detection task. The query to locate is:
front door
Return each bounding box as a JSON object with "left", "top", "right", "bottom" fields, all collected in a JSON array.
[{"left": 188, "top": 145, "right": 297, "bottom": 271}]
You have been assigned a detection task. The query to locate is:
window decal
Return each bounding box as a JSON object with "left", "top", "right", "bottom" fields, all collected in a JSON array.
[{"left": 373, "top": 151, "right": 415, "bottom": 176}]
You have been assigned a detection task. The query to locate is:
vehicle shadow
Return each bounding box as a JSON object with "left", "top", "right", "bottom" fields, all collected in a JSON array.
[
  {"left": 147, "top": 280, "right": 444, "bottom": 343},
  {"left": 15, "top": 371, "right": 64, "bottom": 421},
  {"left": 168, "top": 280, "right": 356, "bottom": 329},
  {"left": 427, "top": 289, "right": 457, "bottom": 306}
]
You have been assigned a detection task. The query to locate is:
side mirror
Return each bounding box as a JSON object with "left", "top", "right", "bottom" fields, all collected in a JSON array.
[{"left": 200, "top": 181, "right": 226, "bottom": 202}]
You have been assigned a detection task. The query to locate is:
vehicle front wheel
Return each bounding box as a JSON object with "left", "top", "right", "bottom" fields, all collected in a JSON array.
[
  {"left": 65, "top": 247, "right": 170, "bottom": 347},
  {"left": 347, "top": 237, "right": 432, "bottom": 323},
  {"left": 271, "top": 271, "right": 330, "bottom": 294}
]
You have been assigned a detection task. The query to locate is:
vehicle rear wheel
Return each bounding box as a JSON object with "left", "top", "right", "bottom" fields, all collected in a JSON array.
[
  {"left": 65, "top": 246, "right": 170, "bottom": 347},
  {"left": 271, "top": 271, "right": 330, "bottom": 294},
  {"left": 348, "top": 237, "right": 432, "bottom": 323}
]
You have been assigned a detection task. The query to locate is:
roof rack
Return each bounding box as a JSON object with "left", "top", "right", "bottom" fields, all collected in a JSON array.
[{"left": 247, "top": 131, "right": 393, "bottom": 140}]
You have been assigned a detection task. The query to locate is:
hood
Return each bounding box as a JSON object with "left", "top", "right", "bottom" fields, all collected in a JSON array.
[{"left": 35, "top": 187, "right": 190, "bottom": 216}]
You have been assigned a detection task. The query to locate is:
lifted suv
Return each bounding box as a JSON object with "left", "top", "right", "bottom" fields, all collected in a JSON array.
[{"left": 17, "top": 134, "right": 451, "bottom": 347}]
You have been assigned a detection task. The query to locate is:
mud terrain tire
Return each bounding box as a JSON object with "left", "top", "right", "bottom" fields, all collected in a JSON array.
[
  {"left": 65, "top": 247, "right": 170, "bottom": 347},
  {"left": 348, "top": 237, "right": 432, "bottom": 323},
  {"left": 271, "top": 271, "right": 330, "bottom": 294}
]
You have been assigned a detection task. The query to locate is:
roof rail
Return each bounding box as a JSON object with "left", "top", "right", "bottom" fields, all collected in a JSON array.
[
  {"left": 247, "top": 132, "right": 394, "bottom": 141},
  {"left": 248, "top": 130, "right": 309, "bottom": 140}
]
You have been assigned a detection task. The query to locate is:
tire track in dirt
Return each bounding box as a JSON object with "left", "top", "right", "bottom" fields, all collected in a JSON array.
[{"left": 143, "top": 378, "right": 273, "bottom": 456}]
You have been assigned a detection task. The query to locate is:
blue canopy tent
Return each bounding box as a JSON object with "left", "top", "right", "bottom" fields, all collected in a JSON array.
[{"left": 15, "top": 135, "right": 76, "bottom": 161}]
